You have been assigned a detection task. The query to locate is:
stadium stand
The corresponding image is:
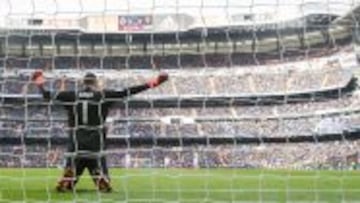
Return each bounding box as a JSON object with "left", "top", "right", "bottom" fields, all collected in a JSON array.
[{"left": 0, "top": 6, "right": 359, "bottom": 171}]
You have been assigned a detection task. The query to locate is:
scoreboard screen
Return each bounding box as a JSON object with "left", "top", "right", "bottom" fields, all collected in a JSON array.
[{"left": 118, "top": 15, "right": 153, "bottom": 31}]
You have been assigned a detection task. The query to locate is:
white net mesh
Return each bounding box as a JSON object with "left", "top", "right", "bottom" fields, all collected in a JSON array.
[{"left": 1, "top": 0, "right": 360, "bottom": 202}]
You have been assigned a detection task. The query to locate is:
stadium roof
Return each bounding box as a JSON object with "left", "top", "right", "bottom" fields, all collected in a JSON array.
[
  {"left": 0, "top": 0, "right": 357, "bottom": 16},
  {"left": 0, "top": 0, "right": 358, "bottom": 33}
]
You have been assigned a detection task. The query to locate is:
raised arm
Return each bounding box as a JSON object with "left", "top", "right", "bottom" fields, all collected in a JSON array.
[
  {"left": 104, "top": 72, "right": 169, "bottom": 99},
  {"left": 31, "top": 70, "right": 76, "bottom": 102}
]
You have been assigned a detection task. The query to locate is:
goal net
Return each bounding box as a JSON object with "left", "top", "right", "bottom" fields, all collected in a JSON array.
[{"left": 0, "top": 0, "right": 360, "bottom": 202}]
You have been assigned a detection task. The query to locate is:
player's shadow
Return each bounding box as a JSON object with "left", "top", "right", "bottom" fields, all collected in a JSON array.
[
  {"left": 58, "top": 189, "right": 113, "bottom": 194},
  {"left": 72, "top": 189, "right": 95, "bottom": 194}
]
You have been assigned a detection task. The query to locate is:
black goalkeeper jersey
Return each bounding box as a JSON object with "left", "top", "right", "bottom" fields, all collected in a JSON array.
[{"left": 41, "top": 84, "right": 150, "bottom": 152}]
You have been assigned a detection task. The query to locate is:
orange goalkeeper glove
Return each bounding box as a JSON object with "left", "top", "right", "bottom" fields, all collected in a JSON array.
[
  {"left": 31, "top": 70, "right": 45, "bottom": 87},
  {"left": 147, "top": 72, "right": 169, "bottom": 88}
]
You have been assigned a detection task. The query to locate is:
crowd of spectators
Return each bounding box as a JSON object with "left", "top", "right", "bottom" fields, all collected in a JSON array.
[
  {"left": 1, "top": 43, "right": 346, "bottom": 70},
  {"left": 1, "top": 90, "right": 360, "bottom": 138},
  {"left": 0, "top": 45, "right": 355, "bottom": 96},
  {"left": 0, "top": 41, "right": 358, "bottom": 170},
  {"left": 0, "top": 58, "right": 353, "bottom": 96},
  {"left": 0, "top": 141, "right": 358, "bottom": 169}
]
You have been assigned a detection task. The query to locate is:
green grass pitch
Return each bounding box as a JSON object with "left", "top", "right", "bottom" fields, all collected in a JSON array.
[{"left": 0, "top": 168, "right": 359, "bottom": 203}]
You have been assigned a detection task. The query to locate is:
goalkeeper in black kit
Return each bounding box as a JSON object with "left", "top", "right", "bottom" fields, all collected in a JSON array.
[{"left": 32, "top": 70, "right": 169, "bottom": 192}]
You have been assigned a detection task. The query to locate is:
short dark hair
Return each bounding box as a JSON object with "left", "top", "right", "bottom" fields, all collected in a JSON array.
[{"left": 83, "top": 72, "right": 97, "bottom": 86}]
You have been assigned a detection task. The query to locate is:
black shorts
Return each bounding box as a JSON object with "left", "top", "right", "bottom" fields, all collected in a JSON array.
[{"left": 66, "top": 156, "right": 109, "bottom": 179}]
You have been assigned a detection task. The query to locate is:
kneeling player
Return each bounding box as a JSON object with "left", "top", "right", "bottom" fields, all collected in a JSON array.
[{"left": 32, "top": 71, "right": 168, "bottom": 192}]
